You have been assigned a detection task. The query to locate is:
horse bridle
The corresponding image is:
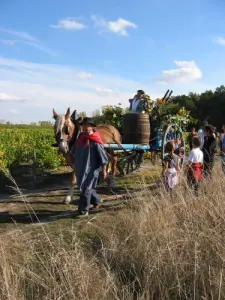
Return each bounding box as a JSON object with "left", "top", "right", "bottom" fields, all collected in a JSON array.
[{"left": 54, "top": 118, "right": 74, "bottom": 153}]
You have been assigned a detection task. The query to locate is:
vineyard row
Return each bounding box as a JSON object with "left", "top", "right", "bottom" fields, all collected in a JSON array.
[{"left": 0, "top": 128, "right": 66, "bottom": 172}]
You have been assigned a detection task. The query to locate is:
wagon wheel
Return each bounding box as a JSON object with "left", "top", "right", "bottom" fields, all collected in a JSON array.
[
  {"left": 162, "top": 124, "right": 186, "bottom": 169},
  {"left": 118, "top": 150, "right": 143, "bottom": 176}
]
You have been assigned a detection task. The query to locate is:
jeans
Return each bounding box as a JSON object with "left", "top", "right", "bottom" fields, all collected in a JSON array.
[{"left": 79, "top": 188, "right": 101, "bottom": 212}]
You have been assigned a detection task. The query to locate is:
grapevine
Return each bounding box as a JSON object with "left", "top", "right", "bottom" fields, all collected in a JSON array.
[{"left": 0, "top": 127, "right": 64, "bottom": 172}]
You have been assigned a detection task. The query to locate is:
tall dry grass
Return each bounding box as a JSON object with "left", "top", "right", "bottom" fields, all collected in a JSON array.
[{"left": 0, "top": 167, "right": 225, "bottom": 300}]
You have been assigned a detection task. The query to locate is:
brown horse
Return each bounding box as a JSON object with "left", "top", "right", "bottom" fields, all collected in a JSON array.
[{"left": 52, "top": 107, "right": 121, "bottom": 204}]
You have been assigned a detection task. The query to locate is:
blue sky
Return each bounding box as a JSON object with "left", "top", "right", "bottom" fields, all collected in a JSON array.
[{"left": 0, "top": 0, "right": 224, "bottom": 123}]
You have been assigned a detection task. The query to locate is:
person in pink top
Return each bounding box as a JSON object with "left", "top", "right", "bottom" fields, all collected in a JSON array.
[{"left": 162, "top": 141, "right": 180, "bottom": 194}]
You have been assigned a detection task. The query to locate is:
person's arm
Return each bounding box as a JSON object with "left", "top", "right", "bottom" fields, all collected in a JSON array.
[
  {"left": 128, "top": 99, "right": 133, "bottom": 111},
  {"left": 186, "top": 150, "right": 194, "bottom": 169},
  {"left": 96, "top": 143, "right": 109, "bottom": 179},
  {"left": 161, "top": 160, "right": 168, "bottom": 176},
  {"left": 176, "top": 157, "right": 180, "bottom": 172}
]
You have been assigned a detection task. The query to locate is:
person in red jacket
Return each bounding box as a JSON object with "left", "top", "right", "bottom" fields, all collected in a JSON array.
[{"left": 73, "top": 117, "right": 108, "bottom": 216}]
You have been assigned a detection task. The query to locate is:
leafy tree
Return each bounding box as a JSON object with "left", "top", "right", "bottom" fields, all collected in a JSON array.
[
  {"left": 196, "top": 86, "right": 225, "bottom": 129},
  {"left": 170, "top": 85, "right": 225, "bottom": 130},
  {"left": 78, "top": 111, "right": 87, "bottom": 118},
  {"left": 92, "top": 105, "right": 129, "bottom": 130}
]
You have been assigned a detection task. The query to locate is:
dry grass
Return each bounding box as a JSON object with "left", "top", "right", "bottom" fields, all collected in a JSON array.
[{"left": 0, "top": 166, "right": 225, "bottom": 300}]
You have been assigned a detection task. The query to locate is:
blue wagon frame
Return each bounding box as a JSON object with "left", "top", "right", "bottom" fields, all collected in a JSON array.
[{"left": 103, "top": 124, "right": 186, "bottom": 175}]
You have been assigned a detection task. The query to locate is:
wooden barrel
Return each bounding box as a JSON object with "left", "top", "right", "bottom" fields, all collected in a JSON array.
[{"left": 122, "top": 113, "right": 150, "bottom": 144}]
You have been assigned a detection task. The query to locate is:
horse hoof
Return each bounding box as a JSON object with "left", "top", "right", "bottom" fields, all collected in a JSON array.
[{"left": 64, "top": 196, "right": 72, "bottom": 205}]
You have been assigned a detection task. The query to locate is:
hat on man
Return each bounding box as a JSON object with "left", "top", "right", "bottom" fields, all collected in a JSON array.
[
  {"left": 80, "top": 117, "right": 97, "bottom": 127},
  {"left": 137, "top": 89, "right": 145, "bottom": 95}
]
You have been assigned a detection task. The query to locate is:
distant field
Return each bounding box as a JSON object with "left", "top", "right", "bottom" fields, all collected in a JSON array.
[{"left": 0, "top": 125, "right": 65, "bottom": 172}]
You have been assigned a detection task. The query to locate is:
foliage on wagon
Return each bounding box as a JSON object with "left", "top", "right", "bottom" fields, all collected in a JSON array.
[
  {"left": 92, "top": 105, "right": 129, "bottom": 130},
  {"left": 151, "top": 100, "right": 194, "bottom": 131}
]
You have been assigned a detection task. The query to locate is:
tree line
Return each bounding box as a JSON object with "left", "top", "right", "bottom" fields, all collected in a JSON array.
[{"left": 170, "top": 85, "right": 225, "bottom": 130}]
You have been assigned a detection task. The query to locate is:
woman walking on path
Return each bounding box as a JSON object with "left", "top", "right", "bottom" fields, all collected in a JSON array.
[
  {"left": 72, "top": 117, "right": 108, "bottom": 216},
  {"left": 186, "top": 136, "right": 203, "bottom": 195},
  {"left": 202, "top": 125, "right": 217, "bottom": 178},
  {"left": 162, "top": 141, "right": 180, "bottom": 193}
]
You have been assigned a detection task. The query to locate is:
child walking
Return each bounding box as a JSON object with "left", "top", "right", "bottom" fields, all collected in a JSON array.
[
  {"left": 186, "top": 136, "right": 203, "bottom": 195},
  {"left": 162, "top": 141, "right": 180, "bottom": 193}
]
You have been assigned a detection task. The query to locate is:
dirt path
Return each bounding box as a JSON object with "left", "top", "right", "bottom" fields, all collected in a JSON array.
[{"left": 0, "top": 162, "right": 160, "bottom": 228}]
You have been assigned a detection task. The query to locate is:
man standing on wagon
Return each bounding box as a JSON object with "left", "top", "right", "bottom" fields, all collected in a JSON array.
[
  {"left": 128, "top": 90, "right": 151, "bottom": 114},
  {"left": 73, "top": 117, "right": 108, "bottom": 216}
]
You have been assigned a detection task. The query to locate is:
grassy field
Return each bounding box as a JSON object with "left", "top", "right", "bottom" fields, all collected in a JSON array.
[
  {"left": 0, "top": 163, "right": 224, "bottom": 299},
  {"left": 0, "top": 126, "right": 65, "bottom": 172}
]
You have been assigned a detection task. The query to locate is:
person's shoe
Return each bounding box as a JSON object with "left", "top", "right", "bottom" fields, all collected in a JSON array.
[
  {"left": 90, "top": 204, "right": 100, "bottom": 210},
  {"left": 78, "top": 211, "right": 89, "bottom": 216}
]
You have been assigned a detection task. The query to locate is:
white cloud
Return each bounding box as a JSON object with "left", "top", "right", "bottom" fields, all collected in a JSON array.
[
  {"left": 51, "top": 18, "right": 86, "bottom": 30},
  {"left": 0, "top": 28, "right": 59, "bottom": 57},
  {"left": 157, "top": 60, "right": 202, "bottom": 83},
  {"left": 0, "top": 57, "right": 220, "bottom": 123},
  {"left": 23, "top": 41, "right": 60, "bottom": 57},
  {"left": 108, "top": 18, "right": 137, "bottom": 36},
  {"left": 76, "top": 72, "right": 93, "bottom": 79},
  {"left": 95, "top": 87, "right": 119, "bottom": 97},
  {"left": 0, "top": 39, "right": 16, "bottom": 46},
  {"left": 0, "top": 93, "right": 25, "bottom": 102},
  {"left": 0, "top": 28, "right": 37, "bottom": 42},
  {"left": 0, "top": 57, "right": 151, "bottom": 122},
  {"left": 92, "top": 15, "right": 137, "bottom": 36},
  {"left": 215, "top": 37, "right": 225, "bottom": 46}
]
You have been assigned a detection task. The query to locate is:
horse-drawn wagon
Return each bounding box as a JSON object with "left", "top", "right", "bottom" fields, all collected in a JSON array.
[{"left": 52, "top": 89, "right": 186, "bottom": 203}]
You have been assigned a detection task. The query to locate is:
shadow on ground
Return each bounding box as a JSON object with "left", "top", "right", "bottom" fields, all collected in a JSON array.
[
  {"left": 0, "top": 201, "right": 127, "bottom": 224},
  {"left": 0, "top": 209, "right": 77, "bottom": 224}
]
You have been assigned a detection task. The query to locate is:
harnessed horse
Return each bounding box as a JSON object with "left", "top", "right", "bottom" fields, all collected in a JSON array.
[{"left": 52, "top": 107, "right": 121, "bottom": 204}]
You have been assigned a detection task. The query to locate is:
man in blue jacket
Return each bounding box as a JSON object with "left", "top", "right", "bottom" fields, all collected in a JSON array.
[
  {"left": 73, "top": 117, "right": 108, "bottom": 216},
  {"left": 129, "top": 90, "right": 150, "bottom": 113}
]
